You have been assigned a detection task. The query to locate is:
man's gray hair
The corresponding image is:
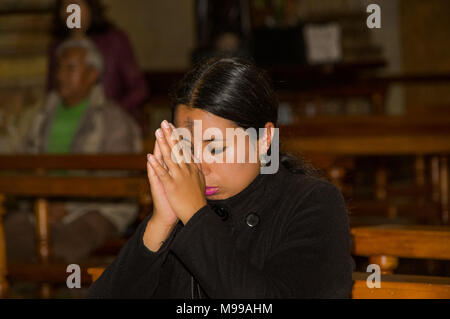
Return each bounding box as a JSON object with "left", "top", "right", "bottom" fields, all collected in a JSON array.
[{"left": 56, "top": 38, "right": 103, "bottom": 74}]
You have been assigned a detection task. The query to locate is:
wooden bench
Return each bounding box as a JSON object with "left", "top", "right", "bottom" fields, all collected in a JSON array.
[
  {"left": 352, "top": 272, "right": 450, "bottom": 299},
  {"left": 279, "top": 116, "right": 450, "bottom": 225},
  {"left": 0, "top": 152, "right": 363, "bottom": 298},
  {"left": 0, "top": 154, "right": 151, "bottom": 298},
  {"left": 87, "top": 225, "right": 450, "bottom": 299},
  {"left": 87, "top": 267, "right": 105, "bottom": 283},
  {"left": 351, "top": 224, "right": 450, "bottom": 298},
  {"left": 1, "top": 135, "right": 449, "bottom": 297},
  {"left": 85, "top": 268, "right": 450, "bottom": 299},
  {"left": 351, "top": 224, "right": 450, "bottom": 274}
]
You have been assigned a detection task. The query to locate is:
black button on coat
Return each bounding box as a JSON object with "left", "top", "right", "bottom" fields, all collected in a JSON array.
[{"left": 88, "top": 164, "right": 354, "bottom": 298}]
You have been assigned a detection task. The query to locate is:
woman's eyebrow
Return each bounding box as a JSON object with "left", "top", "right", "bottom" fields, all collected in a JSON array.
[{"left": 182, "top": 137, "right": 225, "bottom": 143}]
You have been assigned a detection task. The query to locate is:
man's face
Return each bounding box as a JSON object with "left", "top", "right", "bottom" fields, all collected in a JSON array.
[{"left": 56, "top": 48, "right": 98, "bottom": 106}]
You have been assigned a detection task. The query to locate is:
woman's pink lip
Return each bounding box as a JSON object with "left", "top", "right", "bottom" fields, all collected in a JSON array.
[{"left": 205, "top": 186, "right": 219, "bottom": 196}]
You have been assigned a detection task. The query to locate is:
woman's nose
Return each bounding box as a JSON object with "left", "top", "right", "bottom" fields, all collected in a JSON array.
[{"left": 199, "top": 161, "right": 211, "bottom": 176}]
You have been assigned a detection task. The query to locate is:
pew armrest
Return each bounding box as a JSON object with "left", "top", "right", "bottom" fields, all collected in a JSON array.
[
  {"left": 352, "top": 272, "right": 450, "bottom": 299},
  {"left": 87, "top": 267, "right": 105, "bottom": 283}
]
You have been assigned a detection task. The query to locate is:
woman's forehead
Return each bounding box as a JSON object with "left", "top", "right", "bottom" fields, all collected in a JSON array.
[{"left": 174, "top": 104, "right": 237, "bottom": 131}]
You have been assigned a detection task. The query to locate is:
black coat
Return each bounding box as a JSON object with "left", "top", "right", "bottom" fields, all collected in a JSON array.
[{"left": 87, "top": 164, "right": 354, "bottom": 298}]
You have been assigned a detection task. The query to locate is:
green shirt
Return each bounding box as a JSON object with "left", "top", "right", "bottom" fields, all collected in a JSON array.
[{"left": 47, "top": 99, "right": 89, "bottom": 154}]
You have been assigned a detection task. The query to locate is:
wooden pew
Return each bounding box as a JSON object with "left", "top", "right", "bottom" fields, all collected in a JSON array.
[
  {"left": 89, "top": 225, "right": 450, "bottom": 299},
  {"left": 351, "top": 224, "right": 450, "bottom": 299},
  {"left": 279, "top": 116, "right": 450, "bottom": 225},
  {"left": 1, "top": 142, "right": 448, "bottom": 297},
  {"left": 0, "top": 153, "right": 357, "bottom": 298},
  {"left": 87, "top": 267, "right": 104, "bottom": 283},
  {"left": 279, "top": 115, "right": 450, "bottom": 138},
  {"left": 0, "top": 176, "right": 150, "bottom": 298},
  {"left": 87, "top": 220, "right": 450, "bottom": 299},
  {"left": 0, "top": 154, "right": 150, "bottom": 298},
  {"left": 142, "top": 119, "right": 450, "bottom": 225},
  {"left": 351, "top": 224, "right": 450, "bottom": 274},
  {"left": 352, "top": 272, "right": 450, "bottom": 299},
  {"left": 85, "top": 268, "right": 450, "bottom": 299},
  {"left": 0, "top": 154, "right": 147, "bottom": 171}
]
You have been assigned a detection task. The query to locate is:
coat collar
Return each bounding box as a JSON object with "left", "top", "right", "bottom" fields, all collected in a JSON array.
[
  {"left": 42, "top": 84, "right": 106, "bottom": 117},
  {"left": 206, "top": 164, "right": 288, "bottom": 226}
]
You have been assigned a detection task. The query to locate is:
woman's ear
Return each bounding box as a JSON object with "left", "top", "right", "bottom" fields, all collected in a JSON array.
[{"left": 259, "top": 122, "right": 275, "bottom": 156}]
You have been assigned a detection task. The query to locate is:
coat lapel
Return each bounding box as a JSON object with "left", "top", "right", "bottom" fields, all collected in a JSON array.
[{"left": 70, "top": 85, "right": 106, "bottom": 153}]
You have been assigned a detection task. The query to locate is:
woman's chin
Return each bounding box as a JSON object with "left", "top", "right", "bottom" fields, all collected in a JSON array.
[{"left": 206, "top": 192, "right": 225, "bottom": 200}]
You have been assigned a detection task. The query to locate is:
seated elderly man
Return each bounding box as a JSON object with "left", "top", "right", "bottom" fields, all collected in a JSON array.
[{"left": 5, "top": 38, "right": 142, "bottom": 263}]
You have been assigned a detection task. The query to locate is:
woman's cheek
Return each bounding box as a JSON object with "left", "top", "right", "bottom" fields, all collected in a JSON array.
[
  {"left": 224, "top": 144, "right": 249, "bottom": 164},
  {"left": 221, "top": 146, "right": 234, "bottom": 163}
]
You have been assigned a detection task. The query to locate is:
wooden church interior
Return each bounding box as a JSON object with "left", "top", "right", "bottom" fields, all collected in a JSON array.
[{"left": 0, "top": 0, "right": 449, "bottom": 298}]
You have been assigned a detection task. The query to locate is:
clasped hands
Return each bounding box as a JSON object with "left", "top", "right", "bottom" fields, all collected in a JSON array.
[{"left": 146, "top": 120, "right": 207, "bottom": 226}]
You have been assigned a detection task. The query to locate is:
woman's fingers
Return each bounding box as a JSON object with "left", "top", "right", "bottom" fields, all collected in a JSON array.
[
  {"left": 170, "top": 122, "right": 200, "bottom": 170},
  {"left": 153, "top": 140, "right": 167, "bottom": 170},
  {"left": 157, "top": 121, "right": 193, "bottom": 173},
  {"left": 146, "top": 156, "right": 157, "bottom": 180},
  {"left": 146, "top": 155, "right": 162, "bottom": 191},
  {"left": 155, "top": 126, "right": 180, "bottom": 175},
  {"left": 154, "top": 121, "right": 199, "bottom": 178},
  {"left": 168, "top": 123, "right": 191, "bottom": 164},
  {"left": 162, "top": 121, "right": 189, "bottom": 169},
  {"left": 148, "top": 153, "right": 172, "bottom": 186}
]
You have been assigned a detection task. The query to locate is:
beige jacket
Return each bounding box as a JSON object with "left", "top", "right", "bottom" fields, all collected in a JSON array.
[{"left": 22, "top": 85, "right": 142, "bottom": 234}]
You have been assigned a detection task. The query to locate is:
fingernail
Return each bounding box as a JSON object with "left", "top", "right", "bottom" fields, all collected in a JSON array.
[
  {"left": 162, "top": 120, "right": 170, "bottom": 129},
  {"left": 156, "top": 128, "right": 163, "bottom": 138},
  {"left": 169, "top": 123, "right": 175, "bottom": 129}
]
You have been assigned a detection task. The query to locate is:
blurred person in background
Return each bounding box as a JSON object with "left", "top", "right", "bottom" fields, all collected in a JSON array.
[
  {"left": 5, "top": 38, "right": 142, "bottom": 264},
  {"left": 47, "top": 0, "right": 149, "bottom": 127},
  {"left": 191, "top": 29, "right": 251, "bottom": 65}
]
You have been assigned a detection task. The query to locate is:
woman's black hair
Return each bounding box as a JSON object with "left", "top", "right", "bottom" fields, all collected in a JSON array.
[
  {"left": 51, "top": 0, "right": 113, "bottom": 39},
  {"left": 170, "top": 57, "right": 320, "bottom": 176}
]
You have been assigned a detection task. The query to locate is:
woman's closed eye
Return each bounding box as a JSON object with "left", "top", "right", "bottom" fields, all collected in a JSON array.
[
  {"left": 180, "top": 138, "right": 226, "bottom": 156},
  {"left": 208, "top": 146, "right": 226, "bottom": 155}
]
